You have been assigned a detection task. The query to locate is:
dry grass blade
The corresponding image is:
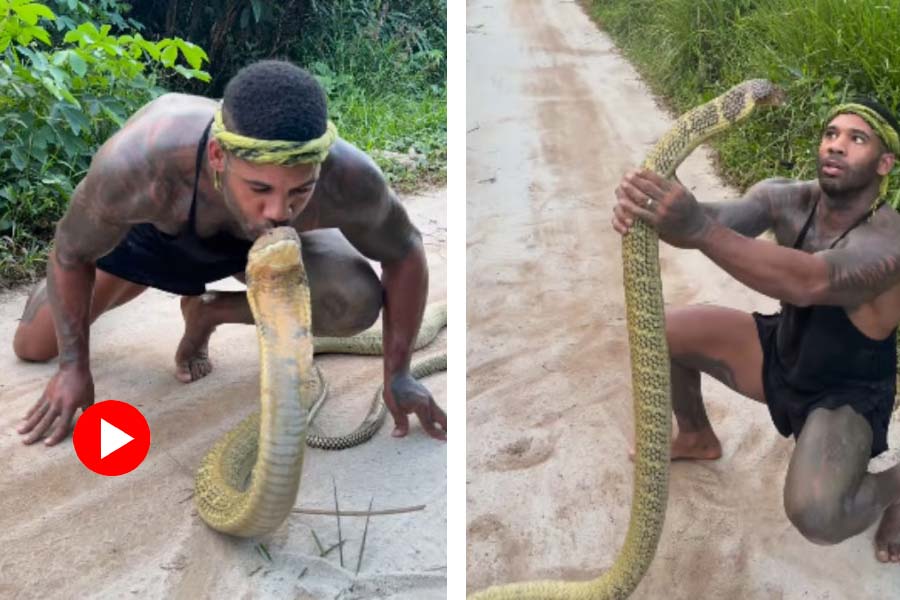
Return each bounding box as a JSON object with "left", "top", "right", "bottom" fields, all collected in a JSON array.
[
  {"left": 322, "top": 539, "right": 346, "bottom": 558},
  {"left": 256, "top": 543, "right": 272, "bottom": 562},
  {"left": 356, "top": 496, "right": 375, "bottom": 575},
  {"left": 311, "top": 529, "right": 326, "bottom": 556},
  {"left": 292, "top": 504, "right": 426, "bottom": 517},
  {"left": 332, "top": 477, "right": 344, "bottom": 568}
]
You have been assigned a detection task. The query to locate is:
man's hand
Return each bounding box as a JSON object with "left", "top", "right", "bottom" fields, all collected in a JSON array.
[
  {"left": 18, "top": 367, "right": 94, "bottom": 446},
  {"left": 384, "top": 371, "right": 447, "bottom": 441},
  {"left": 612, "top": 169, "right": 711, "bottom": 248}
]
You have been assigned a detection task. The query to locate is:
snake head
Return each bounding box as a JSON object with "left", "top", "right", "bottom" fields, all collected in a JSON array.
[{"left": 747, "top": 79, "right": 786, "bottom": 108}]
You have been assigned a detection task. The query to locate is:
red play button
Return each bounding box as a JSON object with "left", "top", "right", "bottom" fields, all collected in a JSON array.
[{"left": 73, "top": 400, "right": 151, "bottom": 476}]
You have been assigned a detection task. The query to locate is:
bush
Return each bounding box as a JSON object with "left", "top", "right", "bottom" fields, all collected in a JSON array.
[{"left": 0, "top": 0, "right": 208, "bottom": 285}]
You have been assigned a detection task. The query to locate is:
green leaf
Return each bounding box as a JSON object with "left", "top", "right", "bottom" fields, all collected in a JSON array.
[
  {"left": 40, "top": 76, "right": 63, "bottom": 100},
  {"left": 28, "top": 25, "right": 50, "bottom": 45},
  {"left": 16, "top": 30, "right": 34, "bottom": 45},
  {"left": 58, "top": 85, "right": 79, "bottom": 108},
  {"left": 12, "top": 4, "right": 40, "bottom": 26},
  {"left": 30, "top": 138, "right": 48, "bottom": 163},
  {"left": 30, "top": 3, "right": 55, "bottom": 20},
  {"left": 27, "top": 47, "right": 48, "bottom": 70},
  {"left": 160, "top": 44, "right": 177, "bottom": 66},
  {"left": 68, "top": 50, "right": 86, "bottom": 76},
  {"left": 58, "top": 104, "right": 90, "bottom": 135},
  {"left": 0, "top": 35, "right": 10, "bottom": 53},
  {"left": 98, "top": 101, "right": 124, "bottom": 127},
  {"left": 173, "top": 64, "right": 211, "bottom": 82},
  {"left": 177, "top": 40, "right": 206, "bottom": 70},
  {"left": 10, "top": 145, "right": 26, "bottom": 171},
  {"left": 63, "top": 29, "right": 84, "bottom": 45},
  {"left": 47, "top": 64, "right": 67, "bottom": 85},
  {"left": 239, "top": 7, "right": 250, "bottom": 29},
  {"left": 138, "top": 39, "right": 159, "bottom": 60},
  {"left": 250, "top": 0, "right": 262, "bottom": 22}
]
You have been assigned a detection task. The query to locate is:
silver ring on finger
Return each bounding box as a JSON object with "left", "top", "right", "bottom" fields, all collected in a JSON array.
[{"left": 645, "top": 196, "right": 654, "bottom": 209}]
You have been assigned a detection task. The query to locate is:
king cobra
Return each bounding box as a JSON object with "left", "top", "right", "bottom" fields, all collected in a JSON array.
[
  {"left": 194, "top": 227, "right": 447, "bottom": 536},
  {"left": 469, "top": 80, "right": 784, "bottom": 599}
]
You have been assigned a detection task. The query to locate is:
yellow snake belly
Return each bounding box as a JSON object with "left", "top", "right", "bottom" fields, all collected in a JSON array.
[
  {"left": 194, "top": 227, "right": 314, "bottom": 537},
  {"left": 469, "top": 79, "right": 784, "bottom": 599},
  {"left": 193, "top": 228, "right": 447, "bottom": 535}
]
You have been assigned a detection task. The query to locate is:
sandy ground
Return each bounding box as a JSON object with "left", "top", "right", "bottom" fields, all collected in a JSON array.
[
  {"left": 466, "top": 1, "right": 900, "bottom": 598},
  {"left": 0, "top": 189, "right": 446, "bottom": 600}
]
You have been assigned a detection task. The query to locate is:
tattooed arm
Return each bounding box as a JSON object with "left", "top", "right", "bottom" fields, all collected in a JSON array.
[
  {"left": 612, "top": 169, "right": 900, "bottom": 308},
  {"left": 700, "top": 178, "right": 799, "bottom": 237},
  {"left": 18, "top": 154, "right": 144, "bottom": 446},
  {"left": 614, "top": 170, "right": 804, "bottom": 242},
  {"left": 321, "top": 141, "right": 446, "bottom": 440},
  {"left": 691, "top": 212, "right": 900, "bottom": 308}
]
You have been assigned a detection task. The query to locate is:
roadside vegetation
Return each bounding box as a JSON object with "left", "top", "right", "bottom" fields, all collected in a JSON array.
[
  {"left": 586, "top": 0, "right": 900, "bottom": 195},
  {"left": 0, "top": 0, "right": 446, "bottom": 286}
]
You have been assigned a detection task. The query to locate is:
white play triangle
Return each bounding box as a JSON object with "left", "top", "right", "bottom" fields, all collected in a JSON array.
[{"left": 100, "top": 418, "right": 134, "bottom": 459}]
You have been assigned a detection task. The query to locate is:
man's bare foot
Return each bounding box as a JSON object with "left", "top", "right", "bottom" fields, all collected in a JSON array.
[
  {"left": 174, "top": 296, "right": 216, "bottom": 383},
  {"left": 628, "top": 429, "right": 723, "bottom": 462},
  {"left": 875, "top": 502, "right": 900, "bottom": 563}
]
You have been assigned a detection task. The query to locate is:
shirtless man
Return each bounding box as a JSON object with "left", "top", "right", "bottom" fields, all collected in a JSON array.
[
  {"left": 12, "top": 60, "right": 446, "bottom": 446},
  {"left": 612, "top": 98, "right": 900, "bottom": 563}
]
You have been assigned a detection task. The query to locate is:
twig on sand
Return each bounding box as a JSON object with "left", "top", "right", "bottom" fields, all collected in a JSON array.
[
  {"left": 322, "top": 539, "right": 346, "bottom": 558},
  {"left": 256, "top": 543, "right": 272, "bottom": 562},
  {"left": 311, "top": 529, "right": 326, "bottom": 555},
  {"left": 292, "top": 504, "right": 426, "bottom": 517},
  {"left": 356, "top": 496, "right": 375, "bottom": 575},
  {"left": 311, "top": 528, "right": 346, "bottom": 558},
  {"left": 298, "top": 567, "right": 308, "bottom": 579},
  {"left": 248, "top": 566, "right": 262, "bottom": 577},
  {"left": 333, "top": 477, "right": 344, "bottom": 568}
]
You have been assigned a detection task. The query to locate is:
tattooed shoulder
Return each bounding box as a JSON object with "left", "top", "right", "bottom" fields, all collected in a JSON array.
[
  {"left": 317, "top": 139, "right": 393, "bottom": 226},
  {"left": 820, "top": 208, "right": 900, "bottom": 302}
]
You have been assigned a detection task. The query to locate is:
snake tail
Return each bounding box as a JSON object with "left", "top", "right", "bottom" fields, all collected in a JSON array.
[
  {"left": 194, "top": 227, "right": 314, "bottom": 537},
  {"left": 469, "top": 79, "right": 784, "bottom": 600}
]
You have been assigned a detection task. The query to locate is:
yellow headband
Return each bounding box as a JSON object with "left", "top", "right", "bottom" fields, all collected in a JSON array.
[
  {"left": 826, "top": 103, "right": 900, "bottom": 206},
  {"left": 211, "top": 107, "right": 338, "bottom": 165}
]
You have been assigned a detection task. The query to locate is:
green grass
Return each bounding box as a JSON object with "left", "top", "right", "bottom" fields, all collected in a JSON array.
[
  {"left": 333, "top": 84, "right": 447, "bottom": 193},
  {"left": 586, "top": 0, "right": 900, "bottom": 195}
]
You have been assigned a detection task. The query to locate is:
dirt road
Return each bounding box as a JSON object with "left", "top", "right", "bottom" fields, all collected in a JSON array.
[
  {"left": 0, "top": 189, "right": 446, "bottom": 600},
  {"left": 466, "top": 1, "right": 900, "bottom": 597}
]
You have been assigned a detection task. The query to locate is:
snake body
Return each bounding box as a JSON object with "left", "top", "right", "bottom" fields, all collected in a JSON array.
[
  {"left": 307, "top": 304, "right": 447, "bottom": 450},
  {"left": 194, "top": 228, "right": 447, "bottom": 536},
  {"left": 469, "top": 80, "right": 783, "bottom": 599}
]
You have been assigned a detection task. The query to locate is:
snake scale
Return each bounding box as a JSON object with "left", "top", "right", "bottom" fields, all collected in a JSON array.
[
  {"left": 194, "top": 228, "right": 447, "bottom": 536},
  {"left": 469, "top": 80, "right": 784, "bottom": 599}
]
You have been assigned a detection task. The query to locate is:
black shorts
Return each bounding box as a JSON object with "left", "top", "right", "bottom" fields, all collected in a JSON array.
[
  {"left": 96, "top": 223, "right": 250, "bottom": 296},
  {"left": 753, "top": 312, "right": 893, "bottom": 457}
]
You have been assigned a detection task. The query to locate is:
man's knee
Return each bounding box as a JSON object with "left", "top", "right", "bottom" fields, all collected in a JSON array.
[
  {"left": 12, "top": 327, "right": 56, "bottom": 362},
  {"left": 665, "top": 305, "right": 718, "bottom": 356},
  {"left": 311, "top": 259, "right": 382, "bottom": 337},
  {"left": 783, "top": 487, "right": 851, "bottom": 545}
]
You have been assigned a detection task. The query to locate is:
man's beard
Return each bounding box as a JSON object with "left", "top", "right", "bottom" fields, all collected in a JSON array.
[{"left": 816, "top": 156, "right": 879, "bottom": 197}]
